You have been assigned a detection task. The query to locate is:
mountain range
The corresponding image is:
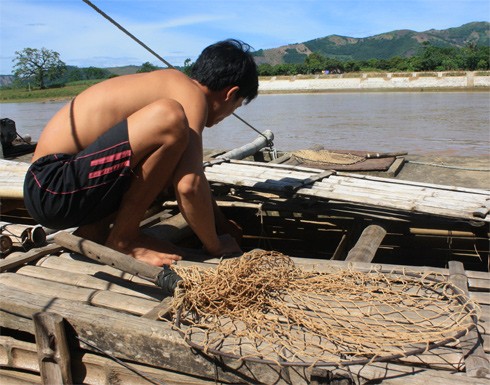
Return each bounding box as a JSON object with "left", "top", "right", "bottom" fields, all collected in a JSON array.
[
  {"left": 1, "top": 21, "right": 488, "bottom": 84},
  {"left": 252, "top": 21, "right": 489, "bottom": 66}
]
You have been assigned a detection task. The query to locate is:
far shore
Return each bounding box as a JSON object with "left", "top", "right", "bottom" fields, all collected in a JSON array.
[
  {"left": 259, "top": 71, "right": 490, "bottom": 94},
  {"left": 1, "top": 71, "right": 489, "bottom": 103}
]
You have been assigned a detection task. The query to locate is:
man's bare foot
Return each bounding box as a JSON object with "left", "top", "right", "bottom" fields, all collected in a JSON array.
[{"left": 106, "top": 232, "right": 182, "bottom": 266}]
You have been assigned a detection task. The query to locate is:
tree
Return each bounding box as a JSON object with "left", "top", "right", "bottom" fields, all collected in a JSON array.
[
  {"left": 183, "top": 58, "right": 193, "bottom": 76},
  {"left": 137, "top": 61, "right": 159, "bottom": 73},
  {"left": 12, "top": 47, "right": 66, "bottom": 89}
]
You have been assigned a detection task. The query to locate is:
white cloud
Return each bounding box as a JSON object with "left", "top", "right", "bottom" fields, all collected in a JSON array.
[{"left": 1, "top": 0, "right": 487, "bottom": 74}]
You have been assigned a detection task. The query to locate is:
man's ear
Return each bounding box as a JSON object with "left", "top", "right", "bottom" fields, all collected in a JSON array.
[{"left": 225, "top": 86, "right": 240, "bottom": 101}]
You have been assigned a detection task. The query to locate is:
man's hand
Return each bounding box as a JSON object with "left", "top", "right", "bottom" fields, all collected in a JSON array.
[{"left": 208, "top": 233, "right": 242, "bottom": 258}]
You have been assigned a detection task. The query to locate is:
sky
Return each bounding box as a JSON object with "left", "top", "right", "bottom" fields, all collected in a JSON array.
[{"left": 0, "top": 0, "right": 489, "bottom": 75}]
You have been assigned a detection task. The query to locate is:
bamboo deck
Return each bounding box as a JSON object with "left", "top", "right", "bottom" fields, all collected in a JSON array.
[
  {"left": 1, "top": 230, "right": 489, "bottom": 384},
  {"left": 204, "top": 159, "right": 490, "bottom": 223},
  {"left": 1, "top": 150, "right": 490, "bottom": 384},
  {"left": 2, "top": 157, "right": 489, "bottom": 222}
]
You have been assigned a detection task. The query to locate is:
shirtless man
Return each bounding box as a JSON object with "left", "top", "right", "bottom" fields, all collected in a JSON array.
[{"left": 24, "top": 39, "right": 258, "bottom": 266}]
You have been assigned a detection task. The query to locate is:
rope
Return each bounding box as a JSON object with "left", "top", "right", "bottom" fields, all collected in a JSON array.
[
  {"left": 292, "top": 149, "right": 365, "bottom": 165},
  {"left": 169, "top": 250, "right": 480, "bottom": 367},
  {"left": 407, "top": 160, "right": 490, "bottom": 172},
  {"left": 82, "top": 0, "right": 274, "bottom": 151}
]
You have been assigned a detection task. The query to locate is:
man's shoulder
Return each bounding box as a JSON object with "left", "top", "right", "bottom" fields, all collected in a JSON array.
[{"left": 153, "top": 68, "right": 190, "bottom": 82}]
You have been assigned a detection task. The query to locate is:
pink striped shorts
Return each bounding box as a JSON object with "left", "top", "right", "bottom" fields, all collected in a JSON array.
[{"left": 24, "top": 120, "right": 133, "bottom": 229}]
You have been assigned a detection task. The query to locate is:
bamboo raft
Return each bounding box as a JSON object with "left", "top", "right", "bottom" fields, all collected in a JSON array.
[
  {"left": 1, "top": 137, "right": 489, "bottom": 384},
  {"left": 1, "top": 230, "right": 489, "bottom": 384}
]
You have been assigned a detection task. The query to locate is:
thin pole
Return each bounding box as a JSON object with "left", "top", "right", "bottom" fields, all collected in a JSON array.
[{"left": 82, "top": 0, "right": 273, "bottom": 148}]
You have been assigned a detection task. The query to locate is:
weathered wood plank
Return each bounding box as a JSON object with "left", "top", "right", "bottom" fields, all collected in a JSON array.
[
  {"left": 345, "top": 224, "right": 387, "bottom": 262},
  {"left": 0, "top": 336, "right": 226, "bottom": 385},
  {"left": 0, "top": 283, "right": 302, "bottom": 384},
  {"left": 203, "top": 160, "right": 490, "bottom": 221},
  {"left": 0, "top": 273, "right": 159, "bottom": 315},
  {"left": 0, "top": 243, "right": 62, "bottom": 272},
  {"left": 33, "top": 312, "right": 73, "bottom": 384},
  {"left": 54, "top": 232, "right": 162, "bottom": 282},
  {"left": 38, "top": 254, "right": 151, "bottom": 285},
  {"left": 16, "top": 265, "right": 163, "bottom": 300},
  {"left": 449, "top": 261, "right": 490, "bottom": 378}
]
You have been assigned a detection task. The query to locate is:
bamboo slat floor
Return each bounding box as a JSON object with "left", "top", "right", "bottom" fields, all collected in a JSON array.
[
  {"left": 1, "top": 238, "right": 489, "bottom": 385},
  {"left": 204, "top": 159, "right": 490, "bottom": 223},
  {"left": 1, "top": 149, "right": 489, "bottom": 384}
]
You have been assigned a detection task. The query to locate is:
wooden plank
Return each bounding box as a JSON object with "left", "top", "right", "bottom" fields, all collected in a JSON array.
[
  {"left": 334, "top": 169, "right": 490, "bottom": 195},
  {"left": 16, "top": 265, "right": 163, "bottom": 300},
  {"left": 0, "top": 273, "right": 159, "bottom": 316},
  {"left": 143, "top": 212, "right": 193, "bottom": 242},
  {"left": 448, "top": 261, "right": 490, "bottom": 378},
  {"left": 295, "top": 185, "right": 488, "bottom": 221},
  {"left": 54, "top": 232, "right": 162, "bottom": 282},
  {"left": 345, "top": 224, "right": 387, "bottom": 262},
  {"left": 0, "top": 243, "right": 62, "bottom": 272},
  {"left": 386, "top": 157, "right": 405, "bottom": 177},
  {"left": 340, "top": 362, "right": 490, "bottom": 385},
  {"left": 0, "top": 369, "right": 40, "bottom": 385},
  {"left": 0, "top": 283, "right": 302, "bottom": 384},
  {"left": 203, "top": 160, "right": 490, "bottom": 221},
  {"left": 38, "top": 254, "right": 158, "bottom": 288},
  {"left": 0, "top": 336, "right": 222, "bottom": 385},
  {"left": 33, "top": 312, "right": 73, "bottom": 384},
  {"left": 0, "top": 159, "right": 29, "bottom": 199}
]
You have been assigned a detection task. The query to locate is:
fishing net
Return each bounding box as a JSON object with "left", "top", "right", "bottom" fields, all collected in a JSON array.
[
  {"left": 169, "top": 250, "right": 479, "bottom": 367},
  {"left": 292, "top": 149, "right": 364, "bottom": 166}
]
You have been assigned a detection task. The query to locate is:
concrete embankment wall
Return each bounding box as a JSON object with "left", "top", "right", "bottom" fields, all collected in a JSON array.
[{"left": 259, "top": 71, "right": 490, "bottom": 93}]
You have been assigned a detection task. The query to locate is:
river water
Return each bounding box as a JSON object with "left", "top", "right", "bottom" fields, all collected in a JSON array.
[{"left": 1, "top": 92, "right": 489, "bottom": 156}]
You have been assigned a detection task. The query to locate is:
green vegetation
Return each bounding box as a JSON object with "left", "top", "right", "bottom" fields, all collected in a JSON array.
[
  {"left": 257, "top": 44, "right": 490, "bottom": 76},
  {"left": 2, "top": 22, "right": 488, "bottom": 102},
  {"left": 253, "top": 22, "right": 490, "bottom": 65},
  {"left": 13, "top": 48, "right": 66, "bottom": 89},
  {"left": 0, "top": 80, "right": 101, "bottom": 102}
]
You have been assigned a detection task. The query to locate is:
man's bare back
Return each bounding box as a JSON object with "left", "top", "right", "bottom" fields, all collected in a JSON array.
[{"left": 33, "top": 70, "right": 206, "bottom": 162}]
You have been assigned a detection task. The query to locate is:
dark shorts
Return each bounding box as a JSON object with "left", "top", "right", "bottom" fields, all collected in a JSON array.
[{"left": 24, "top": 120, "right": 133, "bottom": 229}]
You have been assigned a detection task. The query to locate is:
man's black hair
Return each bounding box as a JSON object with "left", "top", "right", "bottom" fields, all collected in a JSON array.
[{"left": 191, "top": 39, "right": 258, "bottom": 104}]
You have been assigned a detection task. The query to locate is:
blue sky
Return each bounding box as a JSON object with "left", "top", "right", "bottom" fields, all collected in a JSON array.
[{"left": 0, "top": 0, "right": 488, "bottom": 74}]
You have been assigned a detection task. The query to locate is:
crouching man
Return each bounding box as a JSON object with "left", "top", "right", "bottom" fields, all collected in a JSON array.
[{"left": 24, "top": 39, "right": 258, "bottom": 266}]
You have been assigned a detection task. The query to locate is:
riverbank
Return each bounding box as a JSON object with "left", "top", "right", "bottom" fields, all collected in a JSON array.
[
  {"left": 259, "top": 71, "right": 490, "bottom": 93},
  {"left": 1, "top": 71, "right": 489, "bottom": 103}
]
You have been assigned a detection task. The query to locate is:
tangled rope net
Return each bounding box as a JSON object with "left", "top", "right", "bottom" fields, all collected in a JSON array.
[
  {"left": 292, "top": 149, "right": 364, "bottom": 166},
  {"left": 170, "top": 250, "right": 479, "bottom": 367}
]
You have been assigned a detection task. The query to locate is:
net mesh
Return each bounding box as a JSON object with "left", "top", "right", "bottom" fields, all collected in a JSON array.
[
  {"left": 292, "top": 150, "right": 364, "bottom": 166},
  {"left": 169, "top": 250, "right": 479, "bottom": 367}
]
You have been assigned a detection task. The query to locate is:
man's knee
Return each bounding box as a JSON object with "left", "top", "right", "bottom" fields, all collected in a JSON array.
[{"left": 150, "top": 99, "right": 189, "bottom": 146}]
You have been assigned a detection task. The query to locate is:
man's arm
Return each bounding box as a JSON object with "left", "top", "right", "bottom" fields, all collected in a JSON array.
[
  {"left": 172, "top": 129, "right": 241, "bottom": 256},
  {"left": 211, "top": 197, "right": 243, "bottom": 244}
]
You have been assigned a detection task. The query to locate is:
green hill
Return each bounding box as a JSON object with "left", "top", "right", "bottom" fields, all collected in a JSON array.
[{"left": 253, "top": 22, "right": 490, "bottom": 65}]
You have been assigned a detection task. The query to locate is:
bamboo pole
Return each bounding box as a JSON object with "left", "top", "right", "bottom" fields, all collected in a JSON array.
[
  {"left": 0, "top": 273, "right": 159, "bottom": 315},
  {"left": 0, "top": 283, "right": 291, "bottom": 384},
  {"left": 0, "top": 243, "right": 61, "bottom": 272},
  {"left": 33, "top": 312, "right": 73, "bottom": 384},
  {"left": 17, "top": 265, "right": 163, "bottom": 300},
  {"left": 0, "top": 235, "right": 13, "bottom": 255},
  {"left": 345, "top": 224, "right": 387, "bottom": 262},
  {"left": 216, "top": 130, "right": 274, "bottom": 160},
  {"left": 54, "top": 232, "right": 162, "bottom": 282},
  {"left": 448, "top": 261, "right": 490, "bottom": 378}
]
